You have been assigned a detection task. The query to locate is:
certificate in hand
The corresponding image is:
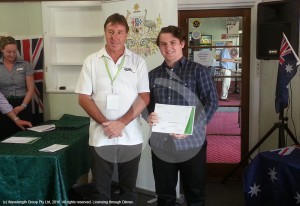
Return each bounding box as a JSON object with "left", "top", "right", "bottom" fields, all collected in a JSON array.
[{"left": 152, "top": 103, "right": 195, "bottom": 135}]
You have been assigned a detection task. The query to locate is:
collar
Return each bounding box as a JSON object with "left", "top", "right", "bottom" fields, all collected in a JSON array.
[
  {"left": 97, "top": 47, "right": 131, "bottom": 60},
  {"left": 161, "top": 56, "right": 186, "bottom": 70}
]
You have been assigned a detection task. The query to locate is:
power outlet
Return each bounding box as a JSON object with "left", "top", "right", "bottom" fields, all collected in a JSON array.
[{"left": 256, "top": 60, "right": 260, "bottom": 77}]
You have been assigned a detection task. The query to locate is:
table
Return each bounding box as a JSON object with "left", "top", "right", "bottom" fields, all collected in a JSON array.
[
  {"left": 0, "top": 114, "right": 90, "bottom": 205},
  {"left": 212, "top": 67, "right": 242, "bottom": 90},
  {"left": 243, "top": 145, "right": 300, "bottom": 206}
]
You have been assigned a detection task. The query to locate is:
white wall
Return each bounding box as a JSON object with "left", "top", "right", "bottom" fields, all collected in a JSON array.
[{"left": 0, "top": 2, "right": 42, "bottom": 36}]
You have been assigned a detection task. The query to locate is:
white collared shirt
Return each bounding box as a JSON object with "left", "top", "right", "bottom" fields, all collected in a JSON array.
[{"left": 75, "top": 48, "right": 149, "bottom": 147}]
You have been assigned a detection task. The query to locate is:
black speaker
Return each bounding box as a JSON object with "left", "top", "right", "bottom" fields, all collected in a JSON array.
[{"left": 257, "top": 0, "right": 299, "bottom": 59}]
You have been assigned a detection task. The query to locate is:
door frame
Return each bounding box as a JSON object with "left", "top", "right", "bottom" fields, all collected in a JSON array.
[{"left": 178, "top": 8, "right": 251, "bottom": 180}]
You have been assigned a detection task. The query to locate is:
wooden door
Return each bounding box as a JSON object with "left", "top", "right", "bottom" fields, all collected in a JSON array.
[{"left": 179, "top": 8, "right": 251, "bottom": 180}]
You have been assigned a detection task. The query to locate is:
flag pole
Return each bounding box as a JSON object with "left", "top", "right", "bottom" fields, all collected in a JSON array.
[
  {"left": 278, "top": 109, "right": 287, "bottom": 147},
  {"left": 282, "top": 32, "right": 300, "bottom": 66}
]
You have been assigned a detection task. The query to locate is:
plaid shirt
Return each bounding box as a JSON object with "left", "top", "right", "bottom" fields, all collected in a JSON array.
[{"left": 148, "top": 57, "right": 218, "bottom": 151}]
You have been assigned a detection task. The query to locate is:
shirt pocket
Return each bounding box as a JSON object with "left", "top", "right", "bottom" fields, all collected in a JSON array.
[
  {"left": 173, "top": 79, "right": 197, "bottom": 105},
  {"left": 14, "top": 67, "right": 26, "bottom": 85},
  {"left": 180, "top": 76, "right": 195, "bottom": 88},
  {"left": 15, "top": 67, "right": 26, "bottom": 75},
  {"left": 151, "top": 84, "right": 168, "bottom": 102},
  {"left": 179, "top": 78, "right": 196, "bottom": 93},
  {"left": 172, "top": 79, "right": 194, "bottom": 93}
]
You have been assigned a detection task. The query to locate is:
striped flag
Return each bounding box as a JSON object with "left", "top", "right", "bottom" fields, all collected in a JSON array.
[
  {"left": 16, "top": 37, "right": 44, "bottom": 125},
  {"left": 271, "top": 145, "right": 298, "bottom": 156},
  {"left": 275, "top": 33, "right": 300, "bottom": 113}
]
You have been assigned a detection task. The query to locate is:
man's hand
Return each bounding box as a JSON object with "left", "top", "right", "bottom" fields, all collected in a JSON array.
[
  {"left": 148, "top": 112, "right": 159, "bottom": 126},
  {"left": 15, "top": 119, "right": 32, "bottom": 130},
  {"left": 102, "top": 121, "right": 125, "bottom": 138},
  {"left": 169, "top": 133, "right": 188, "bottom": 139}
]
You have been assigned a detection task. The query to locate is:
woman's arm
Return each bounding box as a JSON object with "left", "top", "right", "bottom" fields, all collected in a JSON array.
[{"left": 13, "top": 75, "right": 35, "bottom": 115}]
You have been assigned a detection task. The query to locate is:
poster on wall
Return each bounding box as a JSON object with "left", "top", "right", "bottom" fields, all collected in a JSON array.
[
  {"left": 226, "top": 21, "right": 239, "bottom": 39},
  {"left": 193, "top": 50, "right": 213, "bottom": 66},
  {"left": 200, "top": 35, "right": 212, "bottom": 46},
  {"left": 102, "top": 0, "right": 178, "bottom": 70}
]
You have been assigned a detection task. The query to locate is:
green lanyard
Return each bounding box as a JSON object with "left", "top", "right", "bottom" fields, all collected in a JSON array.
[{"left": 103, "top": 56, "right": 125, "bottom": 93}]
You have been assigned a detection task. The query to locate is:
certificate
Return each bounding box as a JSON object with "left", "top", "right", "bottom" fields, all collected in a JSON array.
[
  {"left": 27, "top": 124, "right": 55, "bottom": 132},
  {"left": 39, "top": 144, "right": 68, "bottom": 152},
  {"left": 152, "top": 103, "right": 195, "bottom": 135},
  {"left": 1, "top": 136, "right": 40, "bottom": 144}
]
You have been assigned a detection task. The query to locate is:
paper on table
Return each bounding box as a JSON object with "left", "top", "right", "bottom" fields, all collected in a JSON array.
[
  {"left": 1, "top": 136, "right": 41, "bottom": 144},
  {"left": 27, "top": 124, "right": 56, "bottom": 132},
  {"left": 152, "top": 103, "right": 195, "bottom": 135},
  {"left": 39, "top": 144, "right": 68, "bottom": 152}
]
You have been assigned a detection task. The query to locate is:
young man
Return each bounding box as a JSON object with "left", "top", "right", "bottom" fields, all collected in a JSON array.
[
  {"left": 0, "top": 91, "right": 32, "bottom": 133},
  {"left": 75, "top": 13, "right": 150, "bottom": 205},
  {"left": 148, "top": 26, "right": 218, "bottom": 206},
  {"left": 219, "top": 41, "right": 236, "bottom": 101}
]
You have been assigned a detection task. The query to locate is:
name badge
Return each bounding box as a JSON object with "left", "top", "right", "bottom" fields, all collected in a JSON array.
[
  {"left": 106, "top": 94, "right": 120, "bottom": 110},
  {"left": 16, "top": 68, "right": 24, "bottom": 71}
]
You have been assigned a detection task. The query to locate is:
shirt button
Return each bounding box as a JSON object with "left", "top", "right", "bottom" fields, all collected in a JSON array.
[
  {"left": 169, "top": 86, "right": 171, "bottom": 89},
  {"left": 168, "top": 97, "right": 171, "bottom": 99},
  {"left": 170, "top": 77, "right": 172, "bottom": 80}
]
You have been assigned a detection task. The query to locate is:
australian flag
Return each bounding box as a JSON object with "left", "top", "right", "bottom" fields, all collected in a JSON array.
[
  {"left": 275, "top": 33, "right": 300, "bottom": 113},
  {"left": 16, "top": 37, "right": 44, "bottom": 125},
  {"left": 244, "top": 146, "right": 300, "bottom": 206}
]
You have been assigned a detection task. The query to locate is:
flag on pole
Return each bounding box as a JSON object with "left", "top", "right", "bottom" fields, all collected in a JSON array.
[
  {"left": 275, "top": 33, "right": 300, "bottom": 113},
  {"left": 16, "top": 37, "right": 44, "bottom": 125}
]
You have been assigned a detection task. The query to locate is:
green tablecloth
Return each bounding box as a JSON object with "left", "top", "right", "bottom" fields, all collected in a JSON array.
[{"left": 0, "top": 115, "right": 90, "bottom": 205}]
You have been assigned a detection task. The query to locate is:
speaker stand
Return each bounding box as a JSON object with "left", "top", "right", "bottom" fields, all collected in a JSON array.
[{"left": 221, "top": 110, "right": 299, "bottom": 184}]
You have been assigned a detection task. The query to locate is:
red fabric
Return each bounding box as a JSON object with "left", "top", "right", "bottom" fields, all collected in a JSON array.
[
  {"left": 207, "top": 112, "right": 241, "bottom": 135},
  {"left": 206, "top": 111, "right": 241, "bottom": 163},
  {"left": 207, "top": 135, "right": 241, "bottom": 163}
]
